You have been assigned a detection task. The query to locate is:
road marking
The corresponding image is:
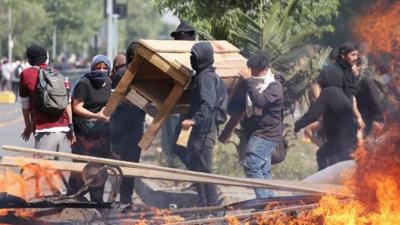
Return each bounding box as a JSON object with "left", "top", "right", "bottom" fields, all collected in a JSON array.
[
  {"left": 0, "top": 107, "right": 20, "bottom": 117},
  {"left": 0, "top": 116, "right": 24, "bottom": 128}
]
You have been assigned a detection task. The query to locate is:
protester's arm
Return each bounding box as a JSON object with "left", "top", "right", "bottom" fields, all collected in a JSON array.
[
  {"left": 353, "top": 96, "right": 365, "bottom": 130},
  {"left": 247, "top": 81, "right": 283, "bottom": 108},
  {"left": 304, "top": 121, "right": 323, "bottom": 147},
  {"left": 294, "top": 90, "right": 328, "bottom": 132},
  {"left": 20, "top": 97, "right": 32, "bottom": 141},
  {"left": 65, "top": 103, "right": 76, "bottom": 143},
  {"left": 72, "top": 83, "right": 109, "bottom": 122},
  {"left": 72, "top": 99, "right": 109, "bottom": 122}
]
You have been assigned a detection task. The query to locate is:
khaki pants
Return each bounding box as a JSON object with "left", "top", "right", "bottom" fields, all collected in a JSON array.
[{"left": 34, "top": 132, "right": 66, "bottom": 158}]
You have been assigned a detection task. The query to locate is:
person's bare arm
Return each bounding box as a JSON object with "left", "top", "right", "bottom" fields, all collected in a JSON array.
[
  {"left": 72, "top": 99, "right": 109, "bottom": 122},
  {"left": 65, "top": 103, "right": 76, "bottom": 144},
  {"left": 304, "top": 121, "right": 323, "bottom": 147},
  {"left": 353, "top": 96, "right": 365, "bottom": 129},
  {"left": 20, "top": 96, "right": 32, "bottom": 141}
]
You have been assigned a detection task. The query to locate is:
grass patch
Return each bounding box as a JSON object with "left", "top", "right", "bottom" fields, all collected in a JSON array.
[{"left": 213, "top": 136, "right": 318, "bottom": 180}]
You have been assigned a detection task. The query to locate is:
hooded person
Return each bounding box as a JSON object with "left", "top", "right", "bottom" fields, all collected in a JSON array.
[
  {"left": 110, "top": 42, "right": 146, "bottom": 204},
  {"left": 160, "top": 21, "right": 197, "bottom": 169},
  {"left": 180, "top": 42, "right": 223, "bottom": 206},
  {"left": 68, "top": 54, "right": 112, "bottom": 203},
  {"left": 111, "top": 53, "right": 126, "bottom": 79}
]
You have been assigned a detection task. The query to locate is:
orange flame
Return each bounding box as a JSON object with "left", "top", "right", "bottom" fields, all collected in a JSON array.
[
  {"left": 0, "top": 160, "right": 63, "bottom": 219},
  {"left": 353, "top": 0, "right": 400, "bottom": 54},
  {"left": 226, "top": 126, "right": 400, "bottom": 224}
]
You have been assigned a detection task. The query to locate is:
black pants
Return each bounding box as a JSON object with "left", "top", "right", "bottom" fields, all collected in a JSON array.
[
  {"left": 68, "top": 135, "right": 110, "bottom": 202},
  {"left": 186, "top": 129, "right": 219, "bottom": 206},
  {"left": 316, "top": 139, "right": 355, "bottom": 171},
  {"left": 111, "top": 103, "right": 144, "bottom": 203}
]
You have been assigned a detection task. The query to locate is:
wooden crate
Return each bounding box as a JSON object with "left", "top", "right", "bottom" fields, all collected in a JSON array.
[{"left": 104, "top": 40, "right": 247, "bottom": 150}]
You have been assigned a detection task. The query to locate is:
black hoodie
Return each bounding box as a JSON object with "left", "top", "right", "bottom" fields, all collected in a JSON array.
[
  {"left": 188, "top": 42, "right": 218, "bottom": 134},
  {"left": 318, "top": 58, "right": 356, "bottom": 100},
  {"left": 294, "top": 86, "right": 357, "bottom": 153}
]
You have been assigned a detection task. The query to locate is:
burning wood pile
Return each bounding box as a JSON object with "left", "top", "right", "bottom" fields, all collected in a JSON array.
[
  {"left": 0, "top": 145, "right": 348, "bottom": 224},
  {"left": 0, "top": 125, "right": 399, "bottom": 225},
  {"left": 0, "top": 129, "right": 399, "bottom": 225}
]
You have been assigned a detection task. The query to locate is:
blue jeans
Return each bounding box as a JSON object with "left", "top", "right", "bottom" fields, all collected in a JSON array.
[{"left": 244, "top": 135, "right": 278, "bottom": 198}]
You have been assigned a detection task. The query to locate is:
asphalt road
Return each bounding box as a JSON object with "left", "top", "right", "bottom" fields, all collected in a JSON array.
[{"left": 0, "top": 102, "right": 71, "bottom": 157}]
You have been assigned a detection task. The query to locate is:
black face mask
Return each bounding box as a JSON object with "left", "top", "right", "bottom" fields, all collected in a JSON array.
[
  {"left": 190, "top": 53, "right": 198, "bottom": 71},
  {"left": 87, "top": 70, "right": 108, "bottom": 88}
]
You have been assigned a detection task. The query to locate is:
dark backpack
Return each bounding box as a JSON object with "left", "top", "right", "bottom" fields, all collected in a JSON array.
[
  {"left": 214, "top": 76, "right": 228, "bottom": 125},
  {"left": 33, "top": 67, "right": 68, "bottom": 117}
]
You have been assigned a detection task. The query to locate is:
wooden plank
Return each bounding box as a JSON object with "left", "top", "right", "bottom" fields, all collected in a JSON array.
[
  {"left": 139, "top": 40, "right": 240, "bottom": 53},
  {"left": 168, "top": 203, "right": 322, "bottom": 225},
  {"left": 218, "top": 112, "right": 245, "bottom": 144},
  {"left": 1, "top": 145, "right": 351, "bottom": 196},
  {"left": 103, "top": 53, "right": 144, "bottom": 117},
  {"left": 0, "top": 156, "right": 306, "bottom": 189},
  {"left": 136, "top": 46, "right": 190, "bottom": 86},
  {"left": 138, "top": 83, "right": 186, "bottom": 150},
  {"left": 125, "top": 90, "right": 155, "bottom": 110},
  {"left": 218, "top": 78, "right": 247, "bottom": 143},
  {"left": 158, "top": 52, "right": 246, "bottom": 69}
]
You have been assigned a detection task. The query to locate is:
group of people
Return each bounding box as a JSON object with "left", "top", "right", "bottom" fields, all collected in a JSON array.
[
  {"left": 0, "top": 58, "right": 27, "bottom": 97},
  {"left": 19, "top": 42, "right": 142, "bottom": 203},
  {"left": 16, "top": 20, "right": 388, "bottom": 206},
  {"left": 296, "top": 42, "right": 385, "bottom": 171}
]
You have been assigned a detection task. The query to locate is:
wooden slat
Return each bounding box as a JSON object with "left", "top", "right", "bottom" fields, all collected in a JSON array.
[
  {"left": 0, "top": 156, "right": 291, "bottom": 189},
  {"left": 158, "top": 52, "right": 246, "bottom": 67},
  {"left": 215, "top": 68, "right": 241, "bottom": 78},
  {"left": 139, "top": 40, "right": 240, "bottom": 53},
  {"left": 138, "top": 83, "right": 186, "bottom": 150},
  {"left": 103, "top": 53, "right": 144, "bottom": 117},
  {"left": 125, "top": 90, "right": 152, "bottom": 110},
  {"left": 136, "top": 46, "right": 190, "bottom": 86},
  {"left": 1, "top": 145, "right": 351, "bottom": 196}
]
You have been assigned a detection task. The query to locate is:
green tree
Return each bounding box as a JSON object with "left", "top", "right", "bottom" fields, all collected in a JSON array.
[
  {"left": 43, "top": 0, "right": 103, "bottom": 57},
  {"left": 153, "top": 0, "right": 337, "bottom": 109},
  {"left": 0, "top": 0, "right": 103, "bottom": 60},
  {"left": 0, "top": 0, "right": 50, "bottom": 58},
  {"left": 121, "top": 0, "right": 165, "bottom": 49}
]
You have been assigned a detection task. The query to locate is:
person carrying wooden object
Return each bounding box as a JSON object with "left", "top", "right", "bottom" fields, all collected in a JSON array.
[
  {"left": 68, "top": 55, "right": 112, "bottom": 203},
  {"left": 110, "top": 42, "right": 146, "bottom": 204},
  {"left": 180, "top": 42, "right": 227, "bottom": 206},
  {"left": 238, "top": 53, "right": 284, "bottom": 199},
  {"left": 161, "top": 21, "right": 197, "bottom": 169}
]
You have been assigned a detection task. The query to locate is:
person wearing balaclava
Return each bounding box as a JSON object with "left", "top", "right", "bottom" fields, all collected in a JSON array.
[
  {"left": 180, "top": 42, "right": 221, "bottom": 206},
  {"left": 68, "top": 54, "right": 112, "bottom": 203},
  {"left": 160, "top": 21, "right": 197, "bottom": 169},
  {"left": 110, "top": 42, "right": 145, "bottom": 204}
]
